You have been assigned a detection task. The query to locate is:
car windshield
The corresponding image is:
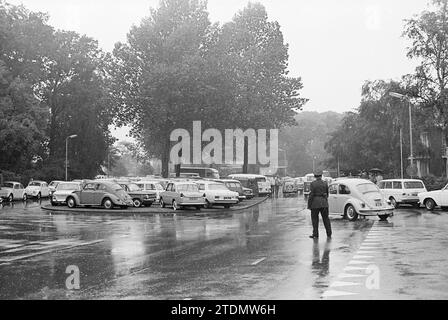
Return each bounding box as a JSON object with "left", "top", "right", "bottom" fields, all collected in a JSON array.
[
  {"left": 1, "top": 183, "right": 14, "bottom": 188},
  {"left": 127, "top": 183, "right": 141, "bottom": 192},
  {"left": 28, "top": 182, "right": 41, "bottom": 187},
  {"left": 57, "top": 183, "right": 80, "bottom": 191},
  {"left": 177, "top": 184, "right": 199, "bottom": 192},
  {"left": 209, "top": 184, "right": 228, "bottom": 191},
  {"left": 404, "top": 181, "right": 424, "bottom": 189},
  {"left": 357, "top": 183, "right": 380, "bottom": 194}
]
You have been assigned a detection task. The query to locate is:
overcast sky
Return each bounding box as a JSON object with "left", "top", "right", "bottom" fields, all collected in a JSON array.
[{"left": 7, "top": 0, "right": 432, "bottom": 140}]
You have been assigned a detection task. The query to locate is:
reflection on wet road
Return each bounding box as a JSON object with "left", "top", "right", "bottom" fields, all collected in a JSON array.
[{"left": 0, "top": 197, "right": 447, "bottom": 299}]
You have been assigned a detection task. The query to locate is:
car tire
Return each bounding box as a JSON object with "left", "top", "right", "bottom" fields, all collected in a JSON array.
[
  {"left": 102, "top": 198, "right": 113, "bottom": 210},
  {"left": 389, "top": 197, "right": 399, "bottom": 209},
  {"left": 133, "top": 198, "right": 142, "bottom": 208},
  {"left": 67, "top": 197, "right": 76, "bottom": 208},
  {"left": 224, "top": 204, "right": 231, "bottom": 209},
  {"left": 345, "top": 205, "right": 358, "bottom": 221},
  {"left": 424, "top": 198, "right": 436, "bottom": 211},
  {"left": 146, "top": 202, "right": 152, "bottom": 207},
  {"left": 172, "top": 200, "right": 179, "bottom": 211},
  {"left": 22, "top": 194, "right": 27, "bottom": 201},
  {"left": 379, "top": 215, "right": 389, "bottom": 221},
  {"left": 51, "top": 201, "right": 58, "bottom": 206},
  {"left": 7, "top": 194, "right": 13, "bottom": 202},
  {"left": 204, "top": 199, "right": 212, "bottom": 209},
  {"left": 411, "top": 203, "right": 420, "bottom": 209},
  {"left": 160, "top": 198, "right": 165, "bottom": 208}
]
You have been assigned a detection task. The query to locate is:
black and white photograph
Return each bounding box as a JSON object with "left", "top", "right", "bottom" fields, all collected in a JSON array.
[{"left": 1, "top": 0, "right": 448, "bottom": 307}]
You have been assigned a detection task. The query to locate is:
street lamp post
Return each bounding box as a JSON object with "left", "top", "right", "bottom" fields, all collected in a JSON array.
[
  {"left": 389, "top": 92, "right": 414, "bottom": 178},
  {"left": 65, "top": 135, "right": 78, "bottom": 181}
]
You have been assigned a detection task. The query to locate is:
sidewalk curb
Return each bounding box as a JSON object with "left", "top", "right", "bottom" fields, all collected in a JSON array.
[{"left": 40, "top": 196, "right": 269, "bottom": 216}]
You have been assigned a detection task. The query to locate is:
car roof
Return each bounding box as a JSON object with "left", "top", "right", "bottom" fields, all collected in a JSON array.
[
  {"left": 330, "top": 179, "right": 375, "bottom": 186},
  {"left": 228, "top": 174, "right": 266, "bottom": 178},
  {"left": 136, "top": 180, "right": 163, "bottom": 184},
  {"left": 4, "top": 181, "right": 20, "bottom": 184},
  {"left": 29, "top": 180, "right": 46, "bottom": 183},
  {"left": 379, "top": 179, "right": 423, "bottom": 182}
]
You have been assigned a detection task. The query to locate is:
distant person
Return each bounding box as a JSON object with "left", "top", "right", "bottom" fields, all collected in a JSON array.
[
  {"left": 270, "top": 177, "right": 275, "bottom": 197},
  {"left": 307, "top": 170, "right": 332, "bottom": 239},
  {"left": 274, "top": 176, "right": 281, "bottom": 198}
]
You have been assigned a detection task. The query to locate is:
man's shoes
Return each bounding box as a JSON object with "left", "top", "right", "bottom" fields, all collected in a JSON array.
[{"left": 309, "top": 235, "right": 318, "bottom": 239}]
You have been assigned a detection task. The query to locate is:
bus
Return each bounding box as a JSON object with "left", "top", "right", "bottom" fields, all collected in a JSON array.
[
  {"left": 179, "top": 167, "right": 220, "bottom": 179},
  {"left": 227, "top": 174, "right": 271, "bottom": 196}
]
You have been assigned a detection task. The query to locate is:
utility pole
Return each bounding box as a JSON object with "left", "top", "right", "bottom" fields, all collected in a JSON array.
[{"left": 400, "top": 128, "right": 404, "bottom": 179}]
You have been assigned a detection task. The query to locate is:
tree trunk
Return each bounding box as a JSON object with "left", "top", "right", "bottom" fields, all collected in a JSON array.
[{"left": 243, "top": 137, "right": 248, "bottom": 173}]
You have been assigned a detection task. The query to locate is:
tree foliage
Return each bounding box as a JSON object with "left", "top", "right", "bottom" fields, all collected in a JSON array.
[{"left": 110, "top": 0, "right": 307, "bottom": 177}]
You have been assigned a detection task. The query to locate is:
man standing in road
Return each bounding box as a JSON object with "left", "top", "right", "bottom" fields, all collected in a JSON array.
[{"left": 308, "top": 169, "right": 332, "bottom": 239}]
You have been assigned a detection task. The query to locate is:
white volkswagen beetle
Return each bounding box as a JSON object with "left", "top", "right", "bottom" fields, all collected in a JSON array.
[
  {"left": 418, "top": 183, "right": 448, "bottom": 211},
  {"left": 328, "top": 179, "right": 394, "bottom": 221}
]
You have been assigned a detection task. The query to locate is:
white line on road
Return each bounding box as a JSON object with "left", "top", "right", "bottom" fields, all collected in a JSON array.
[
  {"left": 330, "top": 281, "right": 362, "bottom": 287},
  {"left": 251, "top": 257, "right": 267, "bottom": 266},
  {"left": 322, "top": 290, "right": 358, "bottom": 298}
]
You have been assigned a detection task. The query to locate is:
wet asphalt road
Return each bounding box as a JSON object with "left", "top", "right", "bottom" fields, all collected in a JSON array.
[{"left": 0, "top": 196, "right": 447, "bottom": 300}]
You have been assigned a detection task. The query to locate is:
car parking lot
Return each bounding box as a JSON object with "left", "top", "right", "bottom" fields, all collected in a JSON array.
[{"left": 1, "top": 195, "right": 448, "bottom": 299}]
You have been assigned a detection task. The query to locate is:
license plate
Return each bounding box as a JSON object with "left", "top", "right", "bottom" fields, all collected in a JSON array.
[
  {"left": 375, "top": 201, "right": 382, "bottom": 207},
  {"left": 412, "top": 193, "right": 418, "bottom": 196},
  {"left": 189, "top": 197, "right": 197, "bottom": 201},
  {"left": 224, "top": 197, "right": 231, "bottom": 200}
]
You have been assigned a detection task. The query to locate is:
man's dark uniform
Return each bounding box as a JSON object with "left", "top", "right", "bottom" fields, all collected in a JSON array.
[{"left": 308, "top": 172, "right": 332, "bottom": 238}]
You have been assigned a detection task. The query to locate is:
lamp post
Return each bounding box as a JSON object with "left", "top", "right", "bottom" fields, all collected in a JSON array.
[
  {"left": 389, "top": 92, "right": 414, "bottom": 177},
  {"left": 65, "top": 135, "right": 78, "bottom": 181}
]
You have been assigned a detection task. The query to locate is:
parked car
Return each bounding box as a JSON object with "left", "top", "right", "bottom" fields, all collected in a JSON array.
[
  {"left": 213, "top": 179, "right": 245, "bottom": 201},
  {"left": 378, "top": 179, "right": 427, "bottom": 208},
  {"left": 294, "top": 177, "right": 305, "bottom": 195},
  {"left": 282, "top": 178, "right": 298, "bottom": 197},
  {"left": 159, "top": 181, "right": 205, "bottom": 210},
  {"left": 303, "top": 173, "right": 315, "bottom": 198},
  {"left": 418, "top": 183, "right": 448, "bottom": 211},
  {"left": 118, "top": 182, "right": 157, "bottom": 208},
  {"left": 136, "top": 180, "right": 165, "bottom": 202},
  {"left": 25, "top": 181, "right": 50, "bottom": 199},
  {"left": 328, "top": 179, "right": 394, "bottom": 221},
  {"left": 66, "top": 181, "right": 133, "bottom": 209},
  {"left": 242, "top": 187, "right": 254, "bottom": 199},
  {"left": 48, "top": 180, "right": 64, "bottom": 196},
  {"left": 51, "top": 181, "right": 82, "bottom": 206},
  {"left": 0, "top": 181, "right": 27, "bottom": 201},
  {"left": 227, "top": 174, "right": 271, "bottom": 196},
  {"left": 195, "top": 180, "right": 239, "bottom": 208}
]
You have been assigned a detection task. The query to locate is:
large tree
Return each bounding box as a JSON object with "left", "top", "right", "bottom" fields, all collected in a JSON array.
[
  {"left": 110, "top": 0, "right": 220, "bottom": 177},
  {"left": 0, "top": 1, "right": 51, "bottom": 173},
  {"left": 325, "top": 80, "right": 428, "bottom": 176},
  {"left": 404, "top": 0, "right": 448, "bottom": 136},
  {"left": 110, "top": 0, "right": 306, "bottom": 177},
  {"left": 35, "top": 30, "right": 115, "bottom": 179}
]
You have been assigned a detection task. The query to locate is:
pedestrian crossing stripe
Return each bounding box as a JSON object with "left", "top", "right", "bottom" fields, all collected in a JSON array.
[
  {"left": 344, "top": 266, "right": 369, "bottom": 271},
  {"left": 321, "top": 290, "right": 359, "bottom": 297},
  {"left": 353, "top": 255, "right": 374, "bottom": 259},
  {"left": 338, "top": 273, "right": 368, "bottom": 278},
  {"left": 348, "top": 260, "right": 372, "bottom": 265},
  {"left": 330, "top": 281, "right": 362, "bottom": 287}
]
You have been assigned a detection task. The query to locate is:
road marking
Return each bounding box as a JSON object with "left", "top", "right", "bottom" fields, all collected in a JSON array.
[
  {"left": 0, "top": 239, "right": 104, "bottom": 264},
  {"left": 338, "top": 273, "right": 368, "bottom": 278},
  {"left": 353, "top": 255, "right": 374, "bottom": 259},
  {"left": 330, "top": 281, "right": 362, "bottom": 287},
  {"left": 251, "top": 257, "right": 267, "bottom": 266},
  {"left": 348, "top": 260, "right": 372, "bottom": 265},
  {"left": 344, "top": 266, "right": 369, "bottom": 271},
  {"left": 322, "top": 290, "right": 358, "bottom": 297}
]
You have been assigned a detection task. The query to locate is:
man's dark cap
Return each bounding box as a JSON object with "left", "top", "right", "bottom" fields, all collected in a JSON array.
[{"left": 314, "top": 169, "right": 323, "bottom": 177}]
